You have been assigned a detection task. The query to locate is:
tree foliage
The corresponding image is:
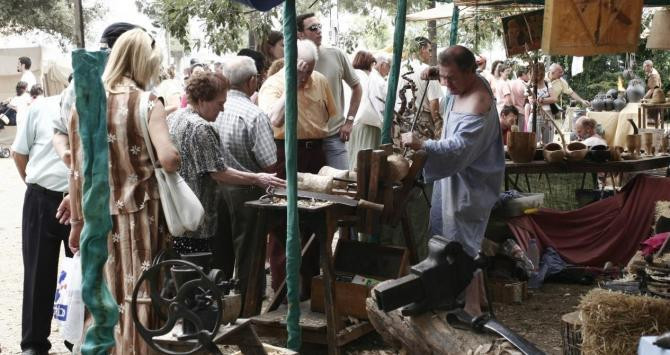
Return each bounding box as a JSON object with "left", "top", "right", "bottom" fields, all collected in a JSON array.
[{"left": 0, "top": 0, "right": 105, "bottom": 47}]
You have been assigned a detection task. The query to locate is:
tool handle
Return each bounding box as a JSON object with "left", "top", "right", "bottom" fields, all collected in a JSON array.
[{"left": 357, "top": 199, "right": 385, "bottom": 212}]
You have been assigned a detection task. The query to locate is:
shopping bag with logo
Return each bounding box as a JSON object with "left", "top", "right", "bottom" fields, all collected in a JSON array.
[{"left": 53, "top": 253, "right": 85, "bottom": 344}]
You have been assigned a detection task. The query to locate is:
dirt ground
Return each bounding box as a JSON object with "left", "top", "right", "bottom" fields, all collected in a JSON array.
[{"left": 0, "top": 157, "right": 593, "bottom": 354}]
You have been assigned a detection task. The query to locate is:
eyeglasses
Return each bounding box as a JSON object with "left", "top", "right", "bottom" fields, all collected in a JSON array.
[{"left": 306, "top": 23, "right": 322, "bottom": 32}]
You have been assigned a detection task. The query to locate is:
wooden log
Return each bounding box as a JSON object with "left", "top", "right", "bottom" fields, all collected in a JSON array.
[
  {"left": 365, "top": 294, "right": 496, "bottom": 354},
  {"left": 561, "top": 311, "right": 582, "bottom": 355}
]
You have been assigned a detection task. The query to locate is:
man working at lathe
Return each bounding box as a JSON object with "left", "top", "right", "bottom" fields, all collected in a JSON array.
[{"left": 401, "top": 45, "right": 504, "bottom": 318}]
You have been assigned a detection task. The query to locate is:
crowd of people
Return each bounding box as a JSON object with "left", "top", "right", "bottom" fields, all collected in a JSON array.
[{"left": 5, "top": 11, "right": 625, "bottom": 355}]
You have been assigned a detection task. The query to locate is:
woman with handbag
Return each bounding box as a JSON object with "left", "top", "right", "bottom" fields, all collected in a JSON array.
[
  {"left": 66, "top": 29, "right": 180, "bottom": 354},
  {"left": 166, "top": 71, "right": 284, "bottom": 255},
  {"left": 526, "top": 62, "right": 559, "bottom": 144},
  {"left": 347, "top": 50, "right": 388, "bottom": 170}
]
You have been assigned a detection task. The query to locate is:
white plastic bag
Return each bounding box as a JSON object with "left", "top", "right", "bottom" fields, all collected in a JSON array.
[{"left": 53, "top": 253, "right": 85, "bottom": 344}]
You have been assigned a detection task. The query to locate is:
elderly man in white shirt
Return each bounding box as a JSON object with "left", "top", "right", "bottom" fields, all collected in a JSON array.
[
  {"left": 575, "top": 116, "right": 607, "bottom": 147},
  {"left": 11, "top": 93, "right": 72, "bottom": 355}
]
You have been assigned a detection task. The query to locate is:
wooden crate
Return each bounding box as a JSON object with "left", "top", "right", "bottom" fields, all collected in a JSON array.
[
  {"left": 311, "top": 240, "right": 409, "bottom": 319},
  {"left": 542, "top": 0, "right": 643, "bottom": 56}
]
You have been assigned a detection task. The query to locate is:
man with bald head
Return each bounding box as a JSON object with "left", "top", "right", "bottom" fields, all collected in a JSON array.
[
  {"left": 402, "top": 45, "right": 504, "bottom": 317},
  {"left": 575, "top": 116, "right": 607, "bottom": 147},
  {"left": 548, "top": 63, "right": 589, "bottom": 108}
]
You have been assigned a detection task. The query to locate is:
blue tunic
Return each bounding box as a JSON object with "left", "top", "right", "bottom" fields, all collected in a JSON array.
[{"left": 423, "top": 77, "right": 505, "bottom": 258}]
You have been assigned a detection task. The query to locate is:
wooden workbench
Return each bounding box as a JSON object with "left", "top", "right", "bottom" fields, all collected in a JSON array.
[
  {"left": 638, "top": 101, "right": 670, "bottom": 129},
  {"left": 243, "top": 199, "right": 371, "bottom": 355},
  {"left": 505, "top": 155, "right": 670, "bottom": 191}
]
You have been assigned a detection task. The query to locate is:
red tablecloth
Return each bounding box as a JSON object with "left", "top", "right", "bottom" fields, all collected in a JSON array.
[{"left": 508, "top": 174, "right": 670, "bottom": 266}]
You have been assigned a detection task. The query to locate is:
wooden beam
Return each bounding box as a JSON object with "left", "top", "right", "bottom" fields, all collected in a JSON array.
[{"left": 73, "top": 0, "right": 85, "bottom": 48}]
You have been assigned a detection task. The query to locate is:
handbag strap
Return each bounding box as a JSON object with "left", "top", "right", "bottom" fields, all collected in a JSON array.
[{"left": 138, "top": 91, "right": 160, "bottom": 169}]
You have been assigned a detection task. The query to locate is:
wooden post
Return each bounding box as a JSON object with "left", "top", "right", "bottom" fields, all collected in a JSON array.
[
  {"left": 73, "top": 0, "right": 86, "bottom": 48},
  {"left": 428, "top": 0, "right": 437, "bottom": 65}
]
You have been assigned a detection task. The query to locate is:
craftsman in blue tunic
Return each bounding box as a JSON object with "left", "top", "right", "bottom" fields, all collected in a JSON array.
[{"left": 402, "top": 45, "right": 505, "bottom": 317}]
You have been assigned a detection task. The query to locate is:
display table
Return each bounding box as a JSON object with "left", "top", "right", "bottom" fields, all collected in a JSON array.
[
  {"left": 639, "top": 101, "right": 670, "bottom": 129},
  {"left": 505, "top": 155, "right": 670, "bottom": 191}
]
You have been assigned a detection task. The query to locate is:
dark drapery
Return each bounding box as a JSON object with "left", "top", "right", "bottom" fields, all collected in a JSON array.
[{"left": 508, "top": 174, "right": 670, "bottom": 266}]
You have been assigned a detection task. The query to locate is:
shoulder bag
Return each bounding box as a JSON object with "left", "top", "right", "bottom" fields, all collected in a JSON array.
[{"left": 138, "top": 91, "right": 204, "bottom": 236}]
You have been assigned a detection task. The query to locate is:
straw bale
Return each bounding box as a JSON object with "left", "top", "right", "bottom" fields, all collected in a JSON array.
[{"left": 579, "top": 288, "right": 670, "bottom": 355}]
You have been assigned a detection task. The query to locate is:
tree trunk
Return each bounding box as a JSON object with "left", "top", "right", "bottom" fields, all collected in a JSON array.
[{"left": 365, "top": 296, "right": 496, "bottom": 354}]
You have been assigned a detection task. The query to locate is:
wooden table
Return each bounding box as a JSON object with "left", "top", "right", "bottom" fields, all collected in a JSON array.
[
  {"left": 243, "top": 199, "right": 370, "bottom": 355},
  {"left": 638, "top": 102, "right": 670, "bottom": 129},
  {"left": 505, "top": 155, "right": 670, "bottom": 191}
]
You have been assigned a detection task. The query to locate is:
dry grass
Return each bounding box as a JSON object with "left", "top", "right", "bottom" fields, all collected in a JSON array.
[{"left": 579, "top": 288, "right": 670, "bottom": 355}]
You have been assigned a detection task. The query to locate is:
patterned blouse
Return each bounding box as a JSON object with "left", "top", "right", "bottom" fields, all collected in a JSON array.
[
  {"left": 68, "top": 78, "right": 160, "bottom": 218},
  {"left": 167, "top": 107, "right": 227, "bottom": 239}
]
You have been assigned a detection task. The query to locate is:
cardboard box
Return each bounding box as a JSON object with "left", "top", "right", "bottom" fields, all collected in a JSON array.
[{"left": 311, "top": 240, "right": 409, "bottom": 319}]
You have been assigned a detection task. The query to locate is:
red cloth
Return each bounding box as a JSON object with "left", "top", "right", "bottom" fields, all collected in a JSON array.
[
  {"left": 641, "top": 232, "right": 670, "bottom": 257},
  {"left": 508, "top": 175, "right": 670, "bottom": 266}
]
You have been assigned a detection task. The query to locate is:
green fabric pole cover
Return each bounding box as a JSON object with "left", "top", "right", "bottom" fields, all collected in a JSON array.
[
  {"left": 381, "top": 0, "right": 408, "bottom": 144},
  {"left": 449, "top": 5, "right": 460, "bottom": 46},
  {"left": 72, "top": 50, "right": 118, "bottom": 355},
  {"left": 283, "top": 0, "right": 302, "bottom": 351}
]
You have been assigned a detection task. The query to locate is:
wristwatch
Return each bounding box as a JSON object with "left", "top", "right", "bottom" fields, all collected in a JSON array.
[{"left": 346, "top": 115, "right": 355, "bottom": 123}]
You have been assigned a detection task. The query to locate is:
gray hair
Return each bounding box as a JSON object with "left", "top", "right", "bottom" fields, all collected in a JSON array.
[
  {"left": 374, "top": 53, "right": 390, "bottom": 65},
  {"left": 549, "top": 63, "right": 562, "bottom": 72},
  {"left": 644, "top": 60, "right": 653, "bottom": 67},
  {"left": 222, "top": 56, "right": 257, "bottom": 88},
  {"left": 297, "top": 39, "right": 318, "bottom": 63}
]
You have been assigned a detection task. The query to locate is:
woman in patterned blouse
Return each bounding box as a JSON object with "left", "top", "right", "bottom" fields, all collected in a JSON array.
[
  {"left": 66, "top": 29, "right": 180, "bottom": 354},
  {"left": 166, "top": 71, "right": 284, "bottom": 255}
]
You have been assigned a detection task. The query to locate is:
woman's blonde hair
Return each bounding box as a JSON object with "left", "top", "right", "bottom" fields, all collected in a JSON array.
[{"left": 103, "top": 28, "right": 161, "bottom": 91}]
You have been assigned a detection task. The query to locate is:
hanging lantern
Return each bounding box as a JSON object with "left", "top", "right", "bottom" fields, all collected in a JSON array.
[
  {"left": 647, "top": 9, "right": 670, "bottom": 49},
  {"left": 231, "top": 0, "right": 284, "bottom": 11}
]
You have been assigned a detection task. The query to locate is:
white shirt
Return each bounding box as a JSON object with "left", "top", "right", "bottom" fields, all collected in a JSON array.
[
  {"left": 12, "top": 95, "right": 69, "bottom": 192},
  {"left": 582, "top": 135, "right": 608, "bottom": 147},
  {"left": 20, "top": 70, "right": 37, "bottom": 91},
  {"left": 397, "top": 61, "right": 443, "bottom": 113}
]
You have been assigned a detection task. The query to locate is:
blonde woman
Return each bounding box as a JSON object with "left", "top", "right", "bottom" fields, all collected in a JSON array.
[{"left": 67, "top": 28, "right": 180, "bottom": 354}]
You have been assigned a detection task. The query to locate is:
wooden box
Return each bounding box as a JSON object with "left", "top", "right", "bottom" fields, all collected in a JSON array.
[
  {"left": 311, "top": 240, "right": 409, "bottom": 319},
  {"left": 542, "top": 0, "right": 643, "bottom": 56}
]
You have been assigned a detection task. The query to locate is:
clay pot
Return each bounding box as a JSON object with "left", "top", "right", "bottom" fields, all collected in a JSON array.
[
  {"left": 507, "top": 132, "right": 536, "bottom": 163},
  {"left": 606, "top": 88, "right": 618, "bottom": 100},
  {"left": 626, "top": 80, "right": 645, "bottom": 103},
  {"left": 603, "top": 95, "right": 615, "bottom": 111},
  {"left": 588, "top": 145, "right": 611, "bottom": 163},
  {"left": 611, "top": 146, "right": 624, "bottom": 161},
  {"left": 626, "top": 134, "right": 642, "bottom": 157},
  {"left": 643, "top": 132, "right": 654, "bottom": 155},
  {"left": 591, "top": 95, "right": 605, "bottom": 112},
  {"left": 613, "top": 96, "right": 627, "bottom": 111},
  {"left": 543, "top": 143, "right": 565, "bottom": 163},
  {"left": 566, "top": 142, "right": 588, "bottom": 161}
]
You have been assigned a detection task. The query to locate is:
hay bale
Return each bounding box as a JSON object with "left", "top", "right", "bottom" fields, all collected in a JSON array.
[{"left": 579, "top": 288, "right": 670, "bottom": 355}]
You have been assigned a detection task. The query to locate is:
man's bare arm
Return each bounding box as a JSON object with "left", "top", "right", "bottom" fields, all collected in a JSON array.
[
  {"left": 52, "top": 132, "right": 71, "bottom": 168},
  {"left": 11, "top": 151, "right": 28, "bottom": 182}
]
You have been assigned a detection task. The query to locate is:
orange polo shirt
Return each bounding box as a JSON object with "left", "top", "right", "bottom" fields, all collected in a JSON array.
[{"left": 258, "top": 68, "right": 337, "bottom": 140}]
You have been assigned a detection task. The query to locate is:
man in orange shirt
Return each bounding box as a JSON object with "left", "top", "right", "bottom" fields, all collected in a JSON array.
[{"left": 259, "top": 39, "right": 337, "bottom": 177}]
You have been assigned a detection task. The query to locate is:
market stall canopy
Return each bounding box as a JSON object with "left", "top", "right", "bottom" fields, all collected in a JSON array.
[
  {"left": 231, "top": 0, "right": 284, "bottom": 11},
  {"left": 407, "top": 4, "right": 454, "bottom": 21}
]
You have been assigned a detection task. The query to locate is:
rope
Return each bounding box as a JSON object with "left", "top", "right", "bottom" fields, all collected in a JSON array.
[
  {"left": 282, "top": 0, "right": 301, "bottom": 351},
  {"left": 73, "top": 49, "right": 118, "bottom": 355},
  {"left": 381, "top": 0, "right": 408, "bottom": 144}
]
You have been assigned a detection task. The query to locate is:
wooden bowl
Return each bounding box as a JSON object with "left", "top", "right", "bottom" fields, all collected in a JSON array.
[
  {"left": 507, "top": 132, "right": 536, "bottom": 163},
  {"left": 566, "top": 142, "right": 588, "bottom": 161},
  {"left": 588, "top": 145, "right": 611, "bottom": 163},
  {"left": 543, "top": 143, "right": 565, "bottom": 163}
]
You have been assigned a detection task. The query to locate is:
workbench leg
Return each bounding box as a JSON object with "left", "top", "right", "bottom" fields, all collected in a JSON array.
[
  {"left": 524, "top": 174, "right": 532, "bottom": 192},
  {"left": 242, "top": 210, "right": 269, "bottom": 318},
  {"left": 319, "top": 211, "right": 343, "bottom": 355}
]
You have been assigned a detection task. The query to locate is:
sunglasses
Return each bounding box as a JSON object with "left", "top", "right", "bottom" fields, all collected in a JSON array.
[{"left": 306, "top": 23, "right": 322, "bottom": 32}]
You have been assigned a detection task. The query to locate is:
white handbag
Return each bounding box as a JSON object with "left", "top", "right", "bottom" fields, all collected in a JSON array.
[
  {"left": 354, "top": 71, "right": 384, "bottom": 128},
  {"left": 138, "top": 92, "right": 204, "bottom": 236}
]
